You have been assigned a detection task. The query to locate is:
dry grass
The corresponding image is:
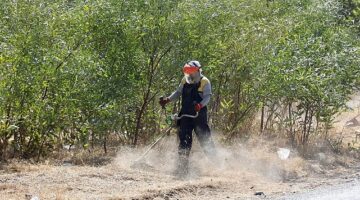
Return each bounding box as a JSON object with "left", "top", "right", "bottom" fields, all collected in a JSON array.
[
  {"left": 0, "top": 135, "right": 358, "bottom": 200},
  {"left": 48, "top": 146, "right": 118, "bottom": 166},
  {"left": 0, "top": 184, "right": 17, "bottom": 191}
]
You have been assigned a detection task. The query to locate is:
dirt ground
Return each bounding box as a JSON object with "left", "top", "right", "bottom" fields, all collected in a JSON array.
[
  {"left": 1, "top": 136, "right": 359, "bottom": 200},
  {"left": 0, "top": 93, "right": 359, "bottom": 200}
]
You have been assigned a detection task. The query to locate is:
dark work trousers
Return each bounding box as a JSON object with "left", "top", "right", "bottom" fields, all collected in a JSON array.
[
  {"left": 178, "top": 107, "right": 216, "bottom": 158},
  {"left": 177, "top": 80, "right": 216, "bottom": 167}
]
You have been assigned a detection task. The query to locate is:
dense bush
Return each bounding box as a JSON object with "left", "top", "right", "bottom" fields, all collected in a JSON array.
[{"left": 0, "top": 0, "right": 359, "bottom": 159}]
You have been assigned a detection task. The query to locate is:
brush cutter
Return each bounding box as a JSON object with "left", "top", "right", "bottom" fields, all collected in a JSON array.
[{"left": 130, "top": 112, "right": 199, "bottom": 169}]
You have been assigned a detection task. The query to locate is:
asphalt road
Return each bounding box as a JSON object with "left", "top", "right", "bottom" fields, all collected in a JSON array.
[{"left": 277, "top": 179, "right": 360, "bottom": 200}]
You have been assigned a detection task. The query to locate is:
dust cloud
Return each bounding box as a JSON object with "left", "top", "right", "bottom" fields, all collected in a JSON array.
[{"left": 112, "top": 133, "right": 305, "bottom": 183}]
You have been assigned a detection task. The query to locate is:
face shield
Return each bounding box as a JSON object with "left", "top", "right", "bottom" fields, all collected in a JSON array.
[{"left": 183, "top": 64, "right": 200, "bottom": 84}]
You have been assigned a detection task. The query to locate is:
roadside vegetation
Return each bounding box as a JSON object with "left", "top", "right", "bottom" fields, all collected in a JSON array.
[{"left": 0, "top": 0, "right": 359, "bottom": 160}]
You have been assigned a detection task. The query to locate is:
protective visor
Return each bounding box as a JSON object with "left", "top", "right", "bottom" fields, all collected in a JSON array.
[{"left": 183, "top": 64, "right": 199, "bottom": 75}]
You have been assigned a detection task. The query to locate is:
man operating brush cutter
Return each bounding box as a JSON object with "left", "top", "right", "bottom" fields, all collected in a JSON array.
[{"left": 159, "top": 60, "right": 217, "bottom": 176}]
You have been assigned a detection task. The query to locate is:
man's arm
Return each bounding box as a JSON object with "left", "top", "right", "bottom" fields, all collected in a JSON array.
[
  {"left": 200, "top": 80, "right": 212, "bottom": 106},
  {"left": 167, "top": 78, "right": 185, "bottom": 101}
]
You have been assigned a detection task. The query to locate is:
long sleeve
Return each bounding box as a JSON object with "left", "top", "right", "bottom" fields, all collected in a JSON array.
[
  {"left": 168, "top": 79, "right": 184, "bottom": 101},
  {"left": 200, "top": 80, "right": 212, "bottom": 106}
]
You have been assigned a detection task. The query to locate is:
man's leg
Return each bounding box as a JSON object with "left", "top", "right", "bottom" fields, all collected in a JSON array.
[
  {"left": 176, "top": 117, "right": 194, "bottom": 175},
  {"left": 194, "top": 108, "right": 217, "bottom": 159}
]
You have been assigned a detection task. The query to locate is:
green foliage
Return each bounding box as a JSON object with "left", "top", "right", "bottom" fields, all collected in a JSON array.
[{"left": 0, "top": 0, "right": 359, "bottom": 159}]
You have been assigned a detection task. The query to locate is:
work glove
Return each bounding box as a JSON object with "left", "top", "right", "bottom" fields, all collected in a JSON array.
[
  {"left": 194, "top": 103, "right": 203, "bottom": 112},
  {"left": 159, "top": 97, "right": 170, "bottom": 108}
]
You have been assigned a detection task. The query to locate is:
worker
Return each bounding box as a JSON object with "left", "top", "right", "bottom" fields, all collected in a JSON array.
[{"left": 159, "top": 60, "right": 216, "bottom": 175}]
